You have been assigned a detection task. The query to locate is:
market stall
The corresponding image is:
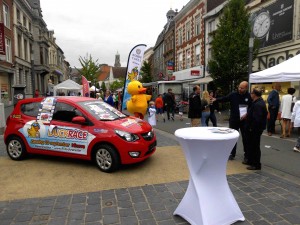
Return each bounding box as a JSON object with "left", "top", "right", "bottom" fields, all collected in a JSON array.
[{"left": 53, "top": 79, "right": 82, "bottom": 96}]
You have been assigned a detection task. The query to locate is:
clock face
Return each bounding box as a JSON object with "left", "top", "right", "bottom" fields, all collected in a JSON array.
[{"left": 253, "top": 12, "right": 271, "bottom": 39}]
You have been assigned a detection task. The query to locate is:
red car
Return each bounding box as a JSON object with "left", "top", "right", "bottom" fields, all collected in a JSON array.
[{"left": 4, "top": 96, "right": 156, "bottom": 172}]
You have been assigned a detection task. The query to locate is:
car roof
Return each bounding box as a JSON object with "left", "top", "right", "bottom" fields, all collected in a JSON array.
[{"left": 16, "top": 96, "right": 97, "bottom": 105}]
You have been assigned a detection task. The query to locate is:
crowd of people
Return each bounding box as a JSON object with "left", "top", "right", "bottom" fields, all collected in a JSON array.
[{"left": 146, "top": 81, "right": 299, "bottom": 171}]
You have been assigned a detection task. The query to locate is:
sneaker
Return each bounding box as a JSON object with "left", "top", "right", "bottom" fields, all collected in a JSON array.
[
  {"left": 293, "top": 146, "right": 300, "bottom": 152},
  {"left": 171, "top": 116, "right": 174, "bottom": 121}
]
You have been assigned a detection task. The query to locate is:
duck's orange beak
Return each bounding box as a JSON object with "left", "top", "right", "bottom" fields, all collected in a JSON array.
[{"left": 138, "top": 88, "right": 147, "bottom": 94}]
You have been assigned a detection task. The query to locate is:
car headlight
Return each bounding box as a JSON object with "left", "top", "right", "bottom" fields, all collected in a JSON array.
[{"left": 115, "top": 130, "right": 139, "bottom": 142}]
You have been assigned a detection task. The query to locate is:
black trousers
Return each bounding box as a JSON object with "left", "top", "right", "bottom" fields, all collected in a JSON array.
[
  {"left": 267, "top": 106, "right": 279, "bottom": 133},
  {"left": 229, "top": 119, "right": 247, "bottom": 159},
  {"left": 246, "top": 129, "right": 263, "bottom": 167},
  {"left": 166, "top": 105, "right": 174, "bottom": 119}
]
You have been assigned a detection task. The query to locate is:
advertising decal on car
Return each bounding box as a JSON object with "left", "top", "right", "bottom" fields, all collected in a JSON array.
[
  {"left": 37, "top": 97, "right": 57, "bottom": 123},
  {"left": 19, "top": 120, "right": 95, "bottom": 155}
]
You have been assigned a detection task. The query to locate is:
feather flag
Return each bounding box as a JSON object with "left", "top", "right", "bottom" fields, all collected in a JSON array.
[
  {"left": 82, "top": 75, "right": 90, "bottom": 97},
  {"left": 121, "top": 44, "right": 147, "bottom": 110}
]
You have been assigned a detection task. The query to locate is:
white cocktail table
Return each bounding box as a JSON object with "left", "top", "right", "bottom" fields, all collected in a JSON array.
[{"left": 174, "top": 127, "right": 245, "bottom": 225}]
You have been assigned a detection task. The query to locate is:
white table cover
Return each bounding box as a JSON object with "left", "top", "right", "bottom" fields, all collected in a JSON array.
[{"left": 174, "top": 127, "right": 245, "bottom": 225}]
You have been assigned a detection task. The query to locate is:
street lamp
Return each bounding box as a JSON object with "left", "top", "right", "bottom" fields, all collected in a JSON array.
[
  {"left": 248, "top": 36, "right": 254, "bottom": 75},
  {"left": 31, "top": 49, "right": 36, "bottom": 97}
]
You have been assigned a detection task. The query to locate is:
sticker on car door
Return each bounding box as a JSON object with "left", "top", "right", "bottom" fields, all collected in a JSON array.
[{"left": 19, "top": 120, "right": 95, "bottom": 155}]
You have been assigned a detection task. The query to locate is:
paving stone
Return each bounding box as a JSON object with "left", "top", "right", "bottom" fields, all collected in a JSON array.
[
  {"left": 84, "top": 212, "right": 101, "bottom": 222},
  {"left": 131, "top": 195, "right": 146, "bottom": 203},
  {"left": 243, "top": 210, "right": 262, "bottom": 221},
  {"left": 117, "top": 200, "right": 133, "bottom": 208},
  {"left": 48, "top": 217, "right": 67, "bottom": 225},
  {"left": 136, "top": 210, "right": 154, "bottom": 220},
  {"left": 157, "top": 220, "right": 177, "bottom": 225},
  {"left": 133, "top": 202, "right": 149, "bottom": 211},
  {"left": 50, "top": 208, "right": 69, "bottom": 218},
  {"left": 85, "top": 204, "right": 100, "bottom": 213},
  {"left": 101, "top": 190, "right": 115, "bottom": 200},
  {"left": 153, "top": 210, "right": 172, "bottom": 221},
  {"left": 102, "top": 214, "right": 120, "bottom": 224},
  {"left": 14, "top": 212, "right": 34, "bottom": 222},
  {"left": 149, "top": 203, "right": 166, "bottom": 212},
  {"left": 34, "top": 206, "right": 53, "bottom": 215},
  {"left": 249, "top": 203, "right": 271, "bottom": 214},
  {"left": 119, "top": 216, "right": 138, "bottom": 225},
  {"left": 260, "top": 211, "right": 285, "bottom": 223},
  {"left": 119, "top": 208, "right": 135, "bottom": 217},
  {"left": 139, "top": 218, "right": 157, "bottom": 225},
  {"left": 250, "top": 219, "right": 272, "bottom": 225},
  {"left": 116, "top": 193, "right": 130, "bottom": 201},
  {"left": 102, "top": 206, "right": 118, "bottom": 215},
  {"left": 280, "top": 213, "right": 300, "bottom": 224}
]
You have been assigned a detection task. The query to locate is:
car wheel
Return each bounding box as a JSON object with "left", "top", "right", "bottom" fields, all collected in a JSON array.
[
  {"left": 93, "top": 144, "right": 120, "bottom": 173},
  {"left": 6, "top": 136, "right": 27, "bottom": 160}
]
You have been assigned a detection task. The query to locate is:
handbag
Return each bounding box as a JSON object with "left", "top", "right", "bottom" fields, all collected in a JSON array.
[{"left": 291, "top": 96, "right": 295, "bottom": 112}]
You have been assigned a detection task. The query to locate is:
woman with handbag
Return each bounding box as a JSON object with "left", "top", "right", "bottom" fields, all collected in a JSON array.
[{"left": 280, "top": 87, "right": 296, "bottom": 138}]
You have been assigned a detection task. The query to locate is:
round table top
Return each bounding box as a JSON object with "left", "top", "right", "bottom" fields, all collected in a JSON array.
[{"left": 174, "top": 127, "right": 239, "bottom": 141}]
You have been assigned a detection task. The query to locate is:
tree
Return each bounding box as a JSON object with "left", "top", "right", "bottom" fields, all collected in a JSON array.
[
  {"left": 109, "top": 78, "right": 124, "bottom": 92},
  {"left": 139, "top": 61, "right": 153, "bottom": 83},
  {"left": 101, "top": 81, "right": 106, "bottom": 93},
  {"left": 76, "top": 54, "right": 101, "bottom": 86},
  {"left": 208, "top": 0, "right": 259, "bottom": 95}
]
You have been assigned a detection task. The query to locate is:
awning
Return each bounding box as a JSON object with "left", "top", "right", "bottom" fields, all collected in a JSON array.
[{"left": 191, "top": 76, "right": 213, "bottom": 84}]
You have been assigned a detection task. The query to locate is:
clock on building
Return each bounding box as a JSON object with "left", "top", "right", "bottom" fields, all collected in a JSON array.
[{"left": 252, "top": 11, "right": 271, "bottom": 41}]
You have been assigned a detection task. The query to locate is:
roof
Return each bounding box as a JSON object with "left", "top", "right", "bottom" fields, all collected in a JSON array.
[{"left": 97, "top": 65, "right": 127, "bottom": 81}]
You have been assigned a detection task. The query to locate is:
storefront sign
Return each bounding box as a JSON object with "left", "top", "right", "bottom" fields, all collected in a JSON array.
[
  {"left": 255, "top": 49, "right": 300, "bottom": 71},
  {"left": 170, "top": 76, "right": 176, "bottom": 80},
  {"left": 191, "top": 70, "right": 200, "bottom": 76}
]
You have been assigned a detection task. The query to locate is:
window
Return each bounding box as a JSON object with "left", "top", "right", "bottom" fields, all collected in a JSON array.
[
  {"left": 18, "top": 35, "right": 22, "bottom": 57},
  {"left": 178, "top": 28, "right": 183, "bottom": 46},
  {"left": 178, "top": 52, "right": 183, "bottom": 70},
  {"left": 186, "top": 49, "right": 191, "bottom": 69},
  {"left": 208, "top": 19, "right": 215, "bottom": 33},
  {"left": 195, "top": 44, "right": 200, "bottom": 66},
  {"left": 23, "top": 16, "right": 27, "bottom": 28},
  {"left": 21, "top": 102, "right": 40, "bottom": 117},
  {"left": 17, "top": 9, "right": 20, "bottom": 22},
  {"left": 5, "top": 38, "right": 11, "bottom": 62},
  {"left": 29, "top": 22, "right": 32, "bottom": 32},
  {"left": 3, "top": 4, "right": 10, "bottom": 28},
  {"left": 195, "top": 14, "right": 201, "bottom": 36},
  {"left": 52, "top": 102, "right": 80, "bottom": 122},
  {"left": 186, "top": 21, "right": 191, "bottom": 41},
  {"left": 24, "top": 39, "right": 28, "bottom": 61}
]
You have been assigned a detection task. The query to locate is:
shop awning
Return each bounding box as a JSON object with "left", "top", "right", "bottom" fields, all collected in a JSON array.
[{"left": 191, "top": 76, "right": 213, "bottom": 84}]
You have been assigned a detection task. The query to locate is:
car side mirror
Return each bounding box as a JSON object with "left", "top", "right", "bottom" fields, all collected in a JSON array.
[{"left": 72, "top": 116, "right": 86, "bottom": 124}]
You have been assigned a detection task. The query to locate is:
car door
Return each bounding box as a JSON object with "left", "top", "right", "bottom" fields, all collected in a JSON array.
[{"left": 45, "top": 101, "right": 95, "bottom": 157}]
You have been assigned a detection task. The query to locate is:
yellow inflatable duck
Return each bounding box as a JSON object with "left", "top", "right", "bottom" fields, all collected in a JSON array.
[{"left": 126, "top": 80, "right": 151, "bottom": 119}]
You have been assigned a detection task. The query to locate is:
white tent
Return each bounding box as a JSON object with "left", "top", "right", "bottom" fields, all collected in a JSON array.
[
  {"left": 191, "top": 76, "right": 213, "bottom": 84},
  {"left": 53, "top": 79, "right": 82, "bottom": 96},
  {"left": 249, "top": 54, "right": 300, "bottom": 83}
]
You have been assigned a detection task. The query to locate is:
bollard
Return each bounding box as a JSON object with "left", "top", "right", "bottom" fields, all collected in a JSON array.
[{"left": 0, "top": 103, "right": 5, "bottom": 135}]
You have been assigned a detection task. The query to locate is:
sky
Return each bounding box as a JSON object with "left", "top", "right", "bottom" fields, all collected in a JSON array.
[{"left": 39, "top": 0, "right": 189, "bottom": 68}]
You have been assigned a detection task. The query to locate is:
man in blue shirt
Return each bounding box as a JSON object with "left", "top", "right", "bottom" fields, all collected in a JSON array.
[
  {"left": 267, "top": 83, "right": 281, "bottom": 136},
  {"left": 213, "top": 81, "right": 252, "bottom": 161}
]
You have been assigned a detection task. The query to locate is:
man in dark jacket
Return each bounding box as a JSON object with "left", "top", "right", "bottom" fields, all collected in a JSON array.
[
  {"left": 164, "top": 88, "right": 176, "bottom": 121},
  {"left": 213, "top": 81, "right": 252, "bottom": 161},
  {"left": 244, "top": 87, "right": 268, "bottom": 170},
  {"left": 267, "top": 83, "right": 281, "bottom": 136},
  {"left": 188, "top": 85, "right": 202, "bottom": 127}
]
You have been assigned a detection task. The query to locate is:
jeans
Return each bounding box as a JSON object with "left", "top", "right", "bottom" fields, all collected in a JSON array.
[{"left": 201, "top": 111, "right": 210, "bottom": 126}]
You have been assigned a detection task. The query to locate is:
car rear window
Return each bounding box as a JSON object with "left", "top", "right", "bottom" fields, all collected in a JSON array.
[{"left": 21, "top": 102, "right": 40, "bottom": 117}]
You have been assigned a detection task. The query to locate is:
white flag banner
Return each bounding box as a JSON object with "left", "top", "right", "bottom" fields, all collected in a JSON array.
[{"left": 121, "top": 44, "right": 147, "bottom": 110}]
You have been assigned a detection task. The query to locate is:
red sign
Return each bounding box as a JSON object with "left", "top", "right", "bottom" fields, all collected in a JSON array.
[
  {"left": 167, "top": 66, "right": 173, "bottom": 70},
  {"left": 170, "top": 76, "right": 176, "bottom": 80},
  {"left": 0, "top": 23, "right": 6, "bottom": 56},
  {"left": 191, "top": 70, "right": 200, "bottom": 76}
]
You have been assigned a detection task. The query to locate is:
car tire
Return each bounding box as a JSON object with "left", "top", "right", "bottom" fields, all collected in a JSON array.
[
  {"left": 93, "top": 144, "right": 120, "bottom": 173},
  {"left": 6, "top": 136, "right": 27, "bottom": 160}
]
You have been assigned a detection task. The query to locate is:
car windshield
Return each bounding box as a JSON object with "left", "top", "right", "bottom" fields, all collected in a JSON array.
[{"left": 78, "top": 100, "right": 127, "bottom": 121}]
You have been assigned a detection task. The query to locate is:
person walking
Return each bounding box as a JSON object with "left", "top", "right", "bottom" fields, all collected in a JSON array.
[
  {"left": 213, "top": 81, "right": 252, "bottom": 161},
  {"left": 205, "top": 90, "right": 218, "bottom": 127},
  {"left": 267, "top": 83, "right": 281, "bottom": 136},
  {"left": 155, "top": 94, "right": 165, "bottom": 122},
  {"left": 279, "top": 87, "right": 296, "bottom": 138},
  {"left": 188, "top": 85, "right": 202, "bottom": 127},
  {"left": 164, "top": 88, "right": 176, "bottom": 121},
  {"left": 201, "top": 91, "right": 211, "bottom": 127},
  {"left": 244, "top": 87, "right": 268, "bottom": 170}
]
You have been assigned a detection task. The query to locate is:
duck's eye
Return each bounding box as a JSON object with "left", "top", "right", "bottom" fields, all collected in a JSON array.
[{"left": 138, "top": 85, "right": 140, "bottom": 88}]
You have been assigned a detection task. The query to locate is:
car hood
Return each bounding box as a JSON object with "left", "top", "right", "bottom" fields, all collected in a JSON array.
[{"left": 104, "top": 116, "right": 152, "bottom": 133}]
